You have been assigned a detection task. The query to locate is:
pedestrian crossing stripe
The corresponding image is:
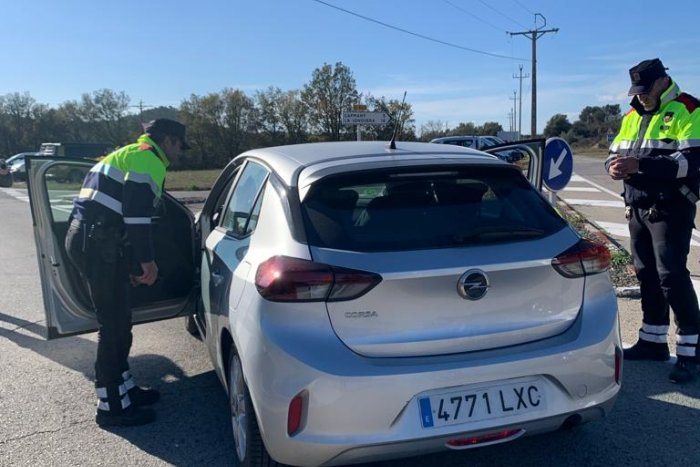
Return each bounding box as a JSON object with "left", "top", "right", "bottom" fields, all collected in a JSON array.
[{"left": 564, "top": 199, "right": 626, "bottom": 208}]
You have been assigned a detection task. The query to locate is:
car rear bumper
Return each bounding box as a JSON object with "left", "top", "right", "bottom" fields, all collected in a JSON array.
[{"left": 238, "top": 281, "right": 621, "bottom": 466}]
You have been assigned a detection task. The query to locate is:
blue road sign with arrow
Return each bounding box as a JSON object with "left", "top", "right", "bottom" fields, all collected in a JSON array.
[{"left": 543, "top": 137, "right": 573, "bottom": 192}]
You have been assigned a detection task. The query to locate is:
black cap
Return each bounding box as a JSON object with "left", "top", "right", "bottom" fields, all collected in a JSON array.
[
  {"left": 628, "top": 58, "right": 668, "bottom": 96},
  {"left": 142, "top": 118, "right": 191, "bottom": 150}
]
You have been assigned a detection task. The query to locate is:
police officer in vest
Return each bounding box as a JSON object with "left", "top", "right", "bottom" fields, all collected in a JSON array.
[
  {"left": 606, "top": 58, "right": 700, "bottom": 383},
  {"left": 65, "top": 119, "right": 190, "bottom": 426}
]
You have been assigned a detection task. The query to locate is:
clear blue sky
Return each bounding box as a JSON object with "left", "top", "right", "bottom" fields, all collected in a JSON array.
[{"left": 4, "top": 0, "right": 700, "bottom": 135}]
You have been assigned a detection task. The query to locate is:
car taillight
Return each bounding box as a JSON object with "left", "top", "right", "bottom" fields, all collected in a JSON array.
[
  {"left": 551, "top": 239, "right": 611, "bottom": 278},
  {"left": 255, "top": 256, "right": 382, "bottom": 302}
]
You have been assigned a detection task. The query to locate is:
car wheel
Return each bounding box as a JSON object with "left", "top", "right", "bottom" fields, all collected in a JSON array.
[{"left": 228, "top": 352, "right": 281, "bottom": 467}]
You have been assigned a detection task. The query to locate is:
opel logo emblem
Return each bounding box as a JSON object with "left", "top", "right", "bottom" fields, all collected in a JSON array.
[{"left": 457, "top": 269, "right": 489, "bottom": 300}]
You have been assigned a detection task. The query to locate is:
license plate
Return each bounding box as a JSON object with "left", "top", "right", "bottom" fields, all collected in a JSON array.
[{"left": 419, "top": 380, "right": 545, "bottom": 428}]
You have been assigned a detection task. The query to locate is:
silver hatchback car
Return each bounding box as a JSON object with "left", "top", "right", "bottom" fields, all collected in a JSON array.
[{"left": 28, "top": 141, "right": 621, "bottom": 467}]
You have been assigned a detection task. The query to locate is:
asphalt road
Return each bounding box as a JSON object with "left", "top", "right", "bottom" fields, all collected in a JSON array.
[{"left": 1, "top": 176, "right": 700, "bottom": 467}]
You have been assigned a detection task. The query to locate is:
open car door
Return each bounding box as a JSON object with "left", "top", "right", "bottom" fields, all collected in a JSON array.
[
  {"left": 26, "top": 156, "right": 199, "bottom": 339},
  {"left": 483, "top": 138, "right": 545, "bottom": 191}
]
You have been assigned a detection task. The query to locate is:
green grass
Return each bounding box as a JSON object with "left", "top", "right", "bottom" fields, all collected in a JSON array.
[{"left": 164, "top": 170, "right": 220, "bottom": 191}]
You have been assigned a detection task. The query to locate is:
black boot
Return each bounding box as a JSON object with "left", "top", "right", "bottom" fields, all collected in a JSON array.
[
  {"left": 128, "top": 386, "right": 161, "bottom": 407},
  {"left": 96, "top": 405, "right": 156, "bottom": 427},
  {"left": 623, "top": 340, "right": 670, "bottom": 361},
  {"left": 669, "top": 358, "right": 697, "bottom": 384}
]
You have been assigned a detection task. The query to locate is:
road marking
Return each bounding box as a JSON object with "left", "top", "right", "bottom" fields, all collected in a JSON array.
[
  {"left": 0, "top": 187, "right": 28, "bottom": 202},
  {"left": 564, "top": 198, "right": 626, "bottom": 208},
  {"left": 594, "top": 221, "right": 629, "bottom": 238},
  {"left": 560, "top": 187, "right": 599, "bottom": 192}
]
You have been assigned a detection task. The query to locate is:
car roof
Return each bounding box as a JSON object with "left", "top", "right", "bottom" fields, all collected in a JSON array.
[
  {"left": 236, "top": 141, "right": 498, "bottom": 186},
  {"left": 430, "top": 135, "right": 478, "bottom": 143}
]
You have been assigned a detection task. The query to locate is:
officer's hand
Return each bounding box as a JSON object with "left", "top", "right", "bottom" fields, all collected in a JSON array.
[
  {"left": 612, "top": 156, "right": 639, "bottom": 176},
  {"left": 135, "top": 261, "right": 159, "bottom": 286}
]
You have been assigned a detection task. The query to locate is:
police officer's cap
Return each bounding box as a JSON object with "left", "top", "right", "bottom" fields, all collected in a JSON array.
[
  {"left": 628, "top": 58, "right": 668, "bottom": 96},
  {"left": 143, "top": 118, "right": 191, "bottom": 150}
]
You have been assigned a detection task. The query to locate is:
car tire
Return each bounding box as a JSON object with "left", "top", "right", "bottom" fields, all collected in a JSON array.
[{"left": 228, "top": 352, "right": 281, "bottom": 467}]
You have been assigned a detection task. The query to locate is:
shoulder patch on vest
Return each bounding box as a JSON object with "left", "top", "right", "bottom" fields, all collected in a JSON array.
[
  {"left": 625, "top": 107, "right": 635, "bottom": 116},
  {"left": 138, "top": 143, "right": 153, "bottom": 151},
  {"left": 674, "top": 93, "right": 700, "bottom": 113}
]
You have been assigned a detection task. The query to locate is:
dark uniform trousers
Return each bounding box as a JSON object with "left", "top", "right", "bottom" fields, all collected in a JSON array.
[
  {"left": 629, "top": 200, "right": 700, "bottom": 358},
  {"left": 65, "top": 218, "right": 134, "bottom": 413}
]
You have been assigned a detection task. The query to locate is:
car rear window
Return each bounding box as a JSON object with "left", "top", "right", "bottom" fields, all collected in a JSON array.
[{"left": 301, "top": 166, "right": 568, "bottom": 252}]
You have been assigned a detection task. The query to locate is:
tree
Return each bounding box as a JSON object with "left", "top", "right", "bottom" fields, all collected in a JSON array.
[
  {"left": 255, "top": 86, "right": 284, "bottom": 145},
  {"left": 301, "top": 62, "right": 358, "bottom": 141},
  {"left": 449, "top": 122, "right": 477, "bottom": 136},
  {"left": 419, "top": 120, "right": 449, "bottom": 141},
  {"left": 544, "top": 114, "right": 572, "bottom": 138},
  {"left": 0, "top": 92, "right": 42, "bottom": 154},
  {"left": 179, "top": 89, "right": 258, "bottom": 169},
  {"left": 78, "top": 89, "right": 133, "bottom": 145},
  {"left": 277, "top": 90, "right": 308, "bottom": 145},
  {"left": 572, "top": 105, "right": 621, "bottom": 143},
  {"left": 363, "top": 94, "right": 416, "bottom": 141},
  {"left": 477, "top": 122, "right": 503, "bottom": 136}
]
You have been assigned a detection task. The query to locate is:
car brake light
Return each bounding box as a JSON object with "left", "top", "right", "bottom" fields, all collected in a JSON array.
[
  {"left": 255, "top": 256, "right": 382, "bottom": 302},
  {"left": 551, "top": 239, "right": 611, "bottom": 278}
]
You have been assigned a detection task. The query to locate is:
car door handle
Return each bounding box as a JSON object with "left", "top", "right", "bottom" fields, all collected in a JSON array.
[{"left": 211, "top": 271, "right": 225, "bottom": 287}]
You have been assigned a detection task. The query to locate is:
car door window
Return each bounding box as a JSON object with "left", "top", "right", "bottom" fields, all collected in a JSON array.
[{"left": 220, "top": 161, "right": 269, "bottom": 238}]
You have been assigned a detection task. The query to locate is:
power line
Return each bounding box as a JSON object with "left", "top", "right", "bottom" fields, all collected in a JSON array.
[
  {"left": 441, "top": 0, "right": 505, "bottom": 33},
  {"left": 311, "top": 0, "right": 528, "bottom": 61},
  {"left": 511, "top": 0, "right": 535, "bottom": 16},
  {"left": 476, "top": 0, "right": 529, "bottom": 29}
]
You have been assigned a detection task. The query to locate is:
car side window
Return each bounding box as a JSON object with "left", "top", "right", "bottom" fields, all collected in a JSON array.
[{"left": 219, "top": 161, "right": 269, "bottom": 238}]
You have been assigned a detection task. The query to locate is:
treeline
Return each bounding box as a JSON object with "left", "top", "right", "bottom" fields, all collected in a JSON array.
[
  {"left": 0, "top": 62, "right": 416, "bottom": 169},
  {"left": 0, "top": 60, "right": 622, "bottom": 169},
  {"left": 543, "top": 104, "right": 622, "bottom": 148}
]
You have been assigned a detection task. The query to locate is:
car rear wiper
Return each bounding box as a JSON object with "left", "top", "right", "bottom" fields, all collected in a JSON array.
[{"left": 452, "top": 226, "right": 545, "bottom": 243}]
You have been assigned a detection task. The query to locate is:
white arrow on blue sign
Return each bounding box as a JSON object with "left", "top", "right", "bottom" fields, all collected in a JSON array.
[{"left": 543, "top": 137, "right": 573, "bottom": 192}]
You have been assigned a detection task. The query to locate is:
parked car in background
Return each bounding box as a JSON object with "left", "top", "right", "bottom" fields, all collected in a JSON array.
[
  {"left": 38, "top": 143, "right": 114, "bottom": 183},
  {"left": 26, "top": 141, "right": 621, "bottom": 467},
  {"left": 430, "top": 135, "right": 524, "bottom": 163},
  {"left": 6, "top": 152, "right": 41, "bottom": 182}
]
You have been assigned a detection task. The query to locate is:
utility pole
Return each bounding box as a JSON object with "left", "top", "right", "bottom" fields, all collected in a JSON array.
[
  {"left": 509, "top": 14, "right": 558, "bottom": 138},
  {"left": 513, "top": 64, "right": 529, "bottom": 139},
  {"left": 510, "top": 90, "right": 518, "bottom": 134},
  {"left": 507, "top": 110, "right": 514, "bottom": 132},
  {"left": 130, "top": 100, "right": 155, "bottom": 123}
]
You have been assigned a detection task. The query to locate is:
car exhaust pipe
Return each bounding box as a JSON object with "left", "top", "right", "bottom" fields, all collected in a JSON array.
[{"left": 560, "top": 414, "right": 583, "bottom": 430}]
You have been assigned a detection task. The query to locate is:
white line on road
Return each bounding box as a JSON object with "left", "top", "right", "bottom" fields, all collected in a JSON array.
[
  {"left": 560, "top": 186, "right": 599, "bottom": 192},
  {"left": 564, "top": 198, "right": 626, "bottom": 208}
]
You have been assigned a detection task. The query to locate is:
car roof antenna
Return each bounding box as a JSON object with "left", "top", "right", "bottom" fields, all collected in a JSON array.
[{"left": 388, "top": 91, "right": 407, "bottom": 150}]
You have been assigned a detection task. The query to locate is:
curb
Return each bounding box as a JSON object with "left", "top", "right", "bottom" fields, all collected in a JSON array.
[{"left": 615, "top": 287, "right": 641, "bottom": 298}]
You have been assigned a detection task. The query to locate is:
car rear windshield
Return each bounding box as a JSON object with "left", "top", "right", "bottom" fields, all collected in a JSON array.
[{"left": 301, "top": 165, "right": 568, "bottom": 252}]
